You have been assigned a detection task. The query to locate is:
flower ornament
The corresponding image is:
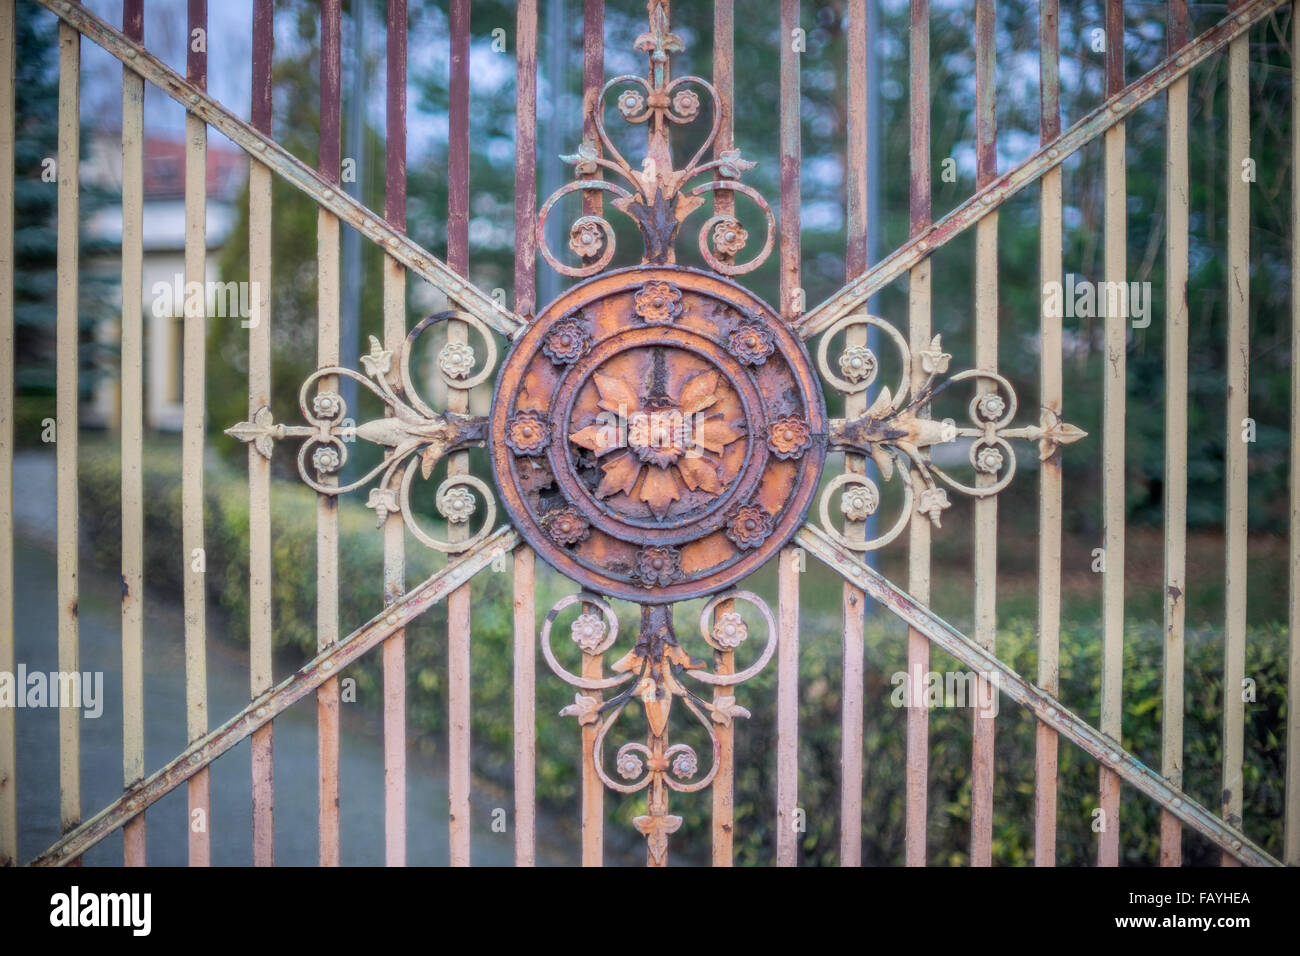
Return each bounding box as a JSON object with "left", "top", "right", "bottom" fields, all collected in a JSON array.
[
  {"left": 712, "top": 218, "right": 748, "bottom": 258},
  {"left": 712, "top": 610, "right": 748, "bottom": 650},
  {"left": 633, "top": 282, "right": 684, "bottom": 324},
  {"left": 569, "top": 611, "right": 607, "bottom": 654},
  {"left": 568, "top": 220, "right": 604, "bottom": 261},
  {"left": 975, "top": 445, "right": 1005, "bottom": 475},
  {"left": 365, "top": 487, "right": 399, "bottom": 527},
  {"left": 728, "top": 320, "right": 774, "bottom": 366},
  {"left": 725, "top": 503, "right": 773, "bottom": 550},
  {"left": 671, "top": 88, "right": 700, "bottom": 120},
  {"left": 569, "top": 362, "right": 745, "bottom": 520},
  {"left": 917, "top": 334, "right": 951, "bottom": 375},
  {"left": 840, "top": 483, "right": 879, "bottom": 521},
  {"left": 559, "top": 693, "right": 600, "bottom": 726},
  {"left": 634, "top": 546, "right": 683, "bottom": 588},
  {"left": 505, "top": 411, "right": 550, "bottom": 456},
  {"left": 545, "top": 506, "right": 590, "bottom": 547},
  {"left": 671, "top": 750, "right": 698, "bottom": 779},
  {"left": 312, "top": 391, "right": 343, "bottom": 420},
  {"left": 438, "top": 341, "right": 476, "bottom": 381},
  {"left": 617, "top": 89, "right": 646, "bottom": 118},
  {"left": 838, "top": 345, "right": 877, "bottom": 384},
  {"left": 918, "top": 486, "right": 951, "bottom": 527},
  {"left": 438, "top": 486, "right": 477, "bottom": 524},
  {"left": 616, "top": 750, "right": 645, "bottom": 780},
  {"left": 976, "top": 392, "right": 1007, "bottom": 421},
  {"left": 767, "top": 416, "right": 812, "bottom": 460},
  {"left": 312, "top": 445, "right": 342, "bottom": 475},
  {"left": 542, "top": 320, "right": 591, "bottom": 365},
  {"left": 359, "top": 334, "right": 393, "bottom": 379}
]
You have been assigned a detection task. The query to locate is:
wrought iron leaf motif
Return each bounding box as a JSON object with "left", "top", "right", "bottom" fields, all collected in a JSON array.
[
  {"left": 537, "top": 0, "right": 774, "bottom": 279},
  {"left": 225, "top": 310, "right": 500, "bottom": 555},
  {"left": 542, "top": 593, "right": 778, "bottom": 866},
  {"left": 818, "top": 315, "right": 1087, "bottom": 551}
]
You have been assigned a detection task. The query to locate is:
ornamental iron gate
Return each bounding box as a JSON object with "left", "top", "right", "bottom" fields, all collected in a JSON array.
[{"left": 1, "top": 0, "right": 1297, "bottom": 867}]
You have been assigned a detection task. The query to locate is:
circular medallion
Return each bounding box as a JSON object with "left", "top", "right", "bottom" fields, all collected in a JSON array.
[{"left": 490, "top": 266, "right": 825, "bottom": 603}]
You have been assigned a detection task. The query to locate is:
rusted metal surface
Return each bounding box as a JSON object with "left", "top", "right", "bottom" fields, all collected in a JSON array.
[
  {"left": 249, "top": 0, "right": 275, "bottom": 868},
  {"left": 1222, "top": 0, "right": 1251, "bottom": 868},
  {"left": 1161, "top": 0, "right": 1190, "bottom": 869},
  {"left": 970, "top": 0, "right": 997, "bottom": 869},
  {"left": 577, "top": 0, "right": 606, "bottom": 869},
  {"left": 30, "top": 529, "right": 519, "bottom": 867},
  {"left": 536, "top": 4, "right": 771, "bottom": 279},
  {"left": 446, "top": 0, "right": 473, "bottom": 869},
  {"left": 315, "top": 0, "right": 342, "bottom": 869},
  {"left": 796, "top": 525, "right": 1282, "bottom": 868},
  {"left": 0, "top": 0, "right": 15, "bottom": 870},
  {"left": 794, "top": 0, "right": 1288, "bottom": 341},
  {"left": 490, "top": 269, "right": 824, "bottom": 604},
  {"left": 839, "top": 0, "right": 868, "bottom": 870},
  {"left": 513, "top": 0, "right": 539, "bottom": 870},
  {"left": 121, "top": 0, "right": 147, "bottom": 868},
  {"left": 56, "top": 13, "right": 80, "bottom": 851},
  {"left": 1290, "top": 0, "right": 1300, "bottom": 865},
  {"left": 904, "top": 0, "right": 931, "bottom": 869},
  {"left": 381, "top": 0, "right": 409, "bottom": 870},
  {"left": 1098, "top": 0, "right": 1126, "bottom": 869},
  {"left": 181, "top": 0, "right": 210, "bottom": 870},
  {"left": 33, "top": 0, "right": 521, "bottom": 340},
  {"left": 824, "top": 346, "right": 1084, "bottom": 551},
  {"left": 547, "top": 591, "right": 775, "bottom": 865},
  {"left": 709, "top": 0, "right": 736, "bottom": 869},
  {"left": 1034, "top": 0, "right": 1061, "bottom": 869},
  {"left": 776, "top": 0, "right": 801, "bottom": 870}
]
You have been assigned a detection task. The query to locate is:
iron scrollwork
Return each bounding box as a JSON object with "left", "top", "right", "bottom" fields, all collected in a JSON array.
[{"left": 225, "top": 309, "right": 499, "bottom": 553}]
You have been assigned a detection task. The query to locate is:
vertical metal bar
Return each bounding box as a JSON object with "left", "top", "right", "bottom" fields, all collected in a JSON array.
[
  {"left": 1288, "top": 0, "right": 1300, "bottom": 869},
  {"left": 577, "top": 1, "right": 604, "bottom": 865},
  {"left": 775, "top": 0, "right": 802, "bottom": 869},
  {"left": 183, "top": 0, "right": 210, "bottom": 869},
  {"left": 383, "top": 0, "right": 409, "bottom": 868},
  {"left": 1034, "top": 0, "right": 1061, "bottom": 869},
  {"left": 1160, "top": 0, "right": 1189, "bottom": 869},
  {"left": 1289, "top": 0, "right": 1300, "bottom": 868},
  {"left": 838, "top": 0, "right": 867, "bottom": 870},
  {"left": 249, "top": 0, "right": 275, "bottom": 867},
  {"left": 970, "top": 0, "right": 997, "bottom": 869},
  {"left": 446, "top": 0, "right": 472, "bottom": 867},
  {"left": 121, "top": 0, "right": 146, "bottom": 867},
  {"left": 712, "top": 0, "right": 738, "bottom": 869},
  {"left": 1221, "top": 0, "right": 1250, "bottom": 865},
  {"left": 56, "top": 7, "right": 81, "bottom": 854},
  {"left": 904, "top": 0, "right": 931, "bottom": 869},
  {"left": 0, "top": 0, "right": 15, "bottom": 870},
  {"left": 513, "top": 0, "right": 538, "bottom": 869},
  {"left": 1098, "top": 0, "right": 1126, "bottom": 868},
  {"left": 316, "top": 0, "right": 342, "bottom": 868}
]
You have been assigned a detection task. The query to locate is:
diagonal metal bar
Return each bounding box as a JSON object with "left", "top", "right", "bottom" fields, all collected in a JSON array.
[
  {"left": 29, "top": 527, "right": 520, "bottom": 867},
  {"left": 794, "top": 0, "right": 1287, "bottom": 341},
  {"left": 32, "top": 0, "right": 525, "bottom": 340},
  {"left": 795, "top": 524, "right": 1281, "bottom": 867}
]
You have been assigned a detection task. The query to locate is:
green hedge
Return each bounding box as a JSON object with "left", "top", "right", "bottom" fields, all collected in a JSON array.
[{"left": 77, "top": 439, "right": 1289, "bottom": 865}]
